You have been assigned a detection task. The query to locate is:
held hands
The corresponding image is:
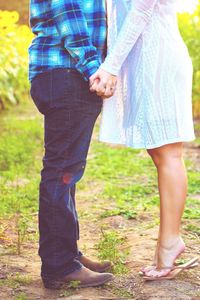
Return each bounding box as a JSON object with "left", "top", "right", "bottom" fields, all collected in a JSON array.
[{"left": 89, "top": 69, "right": 117, "bottom": 99}]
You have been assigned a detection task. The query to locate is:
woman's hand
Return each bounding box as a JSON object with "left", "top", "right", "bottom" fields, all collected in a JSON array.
[{"left": 89, "top": 68, "right": 117, "bottom": 99}]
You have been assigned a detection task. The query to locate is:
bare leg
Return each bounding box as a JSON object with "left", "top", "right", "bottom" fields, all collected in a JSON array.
[{"left": 144, "top": 143, "right": 187, "bottom": 277}]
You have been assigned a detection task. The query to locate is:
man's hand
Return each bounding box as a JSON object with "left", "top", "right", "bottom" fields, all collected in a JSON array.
[{"left": 89, "top": 69, "right": 117, "bottom": 99}]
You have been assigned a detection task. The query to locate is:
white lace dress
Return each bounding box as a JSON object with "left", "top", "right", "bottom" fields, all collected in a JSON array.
[{"left": 99, "top": 0, "right": 195, "bottom": 149}]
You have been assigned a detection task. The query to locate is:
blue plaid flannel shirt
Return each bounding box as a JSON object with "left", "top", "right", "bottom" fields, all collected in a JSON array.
[{"left": 29, "top": 0, "right": 107, "bottom": 81}]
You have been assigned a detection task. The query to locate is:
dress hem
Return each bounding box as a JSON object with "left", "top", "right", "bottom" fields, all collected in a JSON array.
[{"left": 99, "top": 136, "right": 196, "bottom": 150}]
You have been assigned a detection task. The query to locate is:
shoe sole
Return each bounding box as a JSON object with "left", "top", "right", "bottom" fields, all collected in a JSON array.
[
  {"left": 43, "top": 275, "right": 114, "bottom": 289},
  {"left": 93, "top": 266, "right": 112, "bottom": 273},
  {"left": 76, "top": 276, "right": 114, "bottom": 288}
]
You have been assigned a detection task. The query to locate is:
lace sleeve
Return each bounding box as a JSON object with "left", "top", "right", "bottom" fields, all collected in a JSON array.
[{"left": 101, "top": 0, "right": 158, "bottom": 75}]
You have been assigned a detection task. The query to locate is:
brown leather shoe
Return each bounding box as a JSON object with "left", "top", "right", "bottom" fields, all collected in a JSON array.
[
  {"left": 77, "top": 255, "right": 112, "bottom": 273},
  {"left": 43, "top": 266, "right": 114, "bottom": 289}
]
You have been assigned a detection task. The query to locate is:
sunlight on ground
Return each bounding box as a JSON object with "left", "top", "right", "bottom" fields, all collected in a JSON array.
[{"left": 177, "top": 0, "right": 198, "bottom": 13}]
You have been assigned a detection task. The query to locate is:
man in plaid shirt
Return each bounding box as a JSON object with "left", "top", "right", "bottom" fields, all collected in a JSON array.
[{"left": 29, "top": 0, "right": 116, "bottom": 289}]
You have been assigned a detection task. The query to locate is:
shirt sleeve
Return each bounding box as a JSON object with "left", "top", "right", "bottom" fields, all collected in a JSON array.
[
  {"left": 100, "top": 0, "right": 158, "bottom": 75},
  {"left": 51, "top": 0, "right": 101, "bottom": 80}
]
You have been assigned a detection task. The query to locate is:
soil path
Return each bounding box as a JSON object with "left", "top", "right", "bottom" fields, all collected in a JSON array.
[
  {"left": 1, "top": 204, "right": 200, "bottom": 300},
  {"left": 0, "top": 108, "right": 199, "bottom": 300}
]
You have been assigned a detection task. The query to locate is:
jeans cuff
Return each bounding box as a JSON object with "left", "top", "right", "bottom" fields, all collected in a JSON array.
[
  {"left": 62, "top": 259, "right": 83, "bottom": 277},
  {"left": 41, "top": 259, "right": 83, "bottom": 280}
]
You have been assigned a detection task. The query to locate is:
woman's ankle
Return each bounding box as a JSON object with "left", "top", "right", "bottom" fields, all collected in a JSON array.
[{"left": 159, "top": 235, "right": 185, "bottom": 250}]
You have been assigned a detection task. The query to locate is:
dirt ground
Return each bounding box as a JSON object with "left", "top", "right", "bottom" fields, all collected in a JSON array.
[{"left": 0, "top": 144, "right": 200, "bottom": 300}]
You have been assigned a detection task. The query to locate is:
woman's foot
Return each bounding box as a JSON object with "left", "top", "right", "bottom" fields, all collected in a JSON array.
[
  {"left": 144, "top": 237, "right": 185, "bottom": 278},
  {"left": 141, "top": 241, "right": 159, "bottom": 273}
]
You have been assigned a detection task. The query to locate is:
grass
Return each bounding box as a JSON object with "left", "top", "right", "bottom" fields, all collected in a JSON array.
[
  {"left": 0, "top": 104, "right": 42, "bottom": 216},
  {"left": 100, "top": 207, "right": 137, "bottom": 219},
  {"left": 0, "top": 101, "right": 199, "bottom": 300},
  {"left": 185, "top": 224, "right": 200, "bottom": 236},
  {"left": 14, "top": 293, "right": 28, "bottom": 300},
  {"left": 109, "top": 286, "right": 135, "bottom": 299},
  {"left": 0, "top": 103, "right": 42, "bottom": 252},
  {"left": 0, "top": 274, "right": 31, "bottom": 300},
  {"left": 0, "top": 273, "right": 32, "bottom": 289},
  {"left": 94, "top": 228, "right": 130, "bottom": 274},
  {"left": 0, "top": 101, "right": 199, "bottom": 253}
]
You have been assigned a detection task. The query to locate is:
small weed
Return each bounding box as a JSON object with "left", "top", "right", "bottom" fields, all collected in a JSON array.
[
  {"left": 144, "top": 218, "right": 159, "bottom": 229},
  {"left": 59, "top": 281, "right": 81, "bottom": 297},
  {"left": 59, "top": 289, "right": 74, "bottom": 298},
  {"left": 0, "top": 272, "right": 33, "bottom": 289},
  {"left": 187, "top": 172, "right": 200, "bottom": 195},
  {"left": 15, "top": 214, "right": 29, "bottom": 255},
  {"left": 185, "top": 224, "right": 200, "bottom": 236},
  {"left": 9, "top": 273, "right": 32, "bottom": 285},
  {"left": 14, "top": 292, "right": 28, "bottom": 300},
  {"left": 110, "top": 286, "right": 135, "bottom": 299},
  {"left": 183, "top": 198, "right": 200, "bottom": 219},
  {"left": 68, "top": 280, "right": 81, "bottom": 289},
  {"left": 95, "top": 228, "right": 129, "bottom": 275},
  {"left": 100, "top": 207, "right": 137, "bottom": 220}
]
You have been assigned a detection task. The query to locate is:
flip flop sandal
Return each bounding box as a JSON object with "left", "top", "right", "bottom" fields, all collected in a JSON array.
[
  {"left": 143, "top": 257, "right": 199, "bottom": 281},
  {"left": 139, "top": 259, "right": 198, "bottom": 276},
  {"left": 140, "top": 246, "right": 186, "bottom": 275}
]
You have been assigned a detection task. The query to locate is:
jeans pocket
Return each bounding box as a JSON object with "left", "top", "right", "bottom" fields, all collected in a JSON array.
[{"left": 30, "top": 70, "right": 52, "bottom": 114}]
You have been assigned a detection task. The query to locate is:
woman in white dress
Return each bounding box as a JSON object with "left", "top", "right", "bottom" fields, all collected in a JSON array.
[{"left": 90, "top": 0, "right": 196, "bottom": 280}]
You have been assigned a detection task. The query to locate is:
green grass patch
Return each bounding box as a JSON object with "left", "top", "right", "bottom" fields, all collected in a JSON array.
[
  {"left": 0, "top": 108, "right": 43, "bottom": 218},
  {"left": 94, "top": 228, "right": 130, "bottom": 275},
  {"left": 0, "top": 117, "right": 43, "bottom": 180},
  {"left": 0, "top": 106, "right": 42, "bottom": 252},
  {"left": 185, "top": 224, "right": 200, "bottom": 236},
  {"left": 14, "top": 293, "right": 29, "bottom": 300},
  {"left": 187, "top": 171, "right": 200, "bottom": 195},
  {"left": 0, "top": 273, "right": 32, "bottom": 289},
  {"left": 0, "top": 104, "right": 199, "bottom": 254},
  {"left": 183, "top": 197, "right": 200, "bottom": 219},
  {"left": 100, "top": 207, "right": 137, "bottom": 220}
]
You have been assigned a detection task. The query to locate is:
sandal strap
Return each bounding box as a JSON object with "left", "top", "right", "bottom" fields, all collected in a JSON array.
[{"left": 155, "top": 257, "right": 198, "bottom": 271}]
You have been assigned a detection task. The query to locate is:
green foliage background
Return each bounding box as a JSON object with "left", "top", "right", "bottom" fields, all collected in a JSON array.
[
  {"left": 0, "top": 11, "right": 33, "bottom": 109},
  {"left": 0, "top": 0, "right": 29, "bottom": 24},
  {"left": 0, "top": 0, "right": 200, "bottom": 116},
  {"left": 179, "top": 3, "right": 200, "bottom": 116}
]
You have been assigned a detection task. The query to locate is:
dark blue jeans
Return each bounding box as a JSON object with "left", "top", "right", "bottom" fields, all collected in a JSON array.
[{"left": 30, "top": 68, "right": 102, "bottom": 279}]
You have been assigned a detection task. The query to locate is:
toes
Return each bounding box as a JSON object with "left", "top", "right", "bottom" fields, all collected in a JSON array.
[
  {"left": 145, "top": 268, "right": 171, "bottom": 278},
  {"left": 141, "top": 266, "right": 155, "bottom": 273},
  {"left": 145, "top": 269, "right": 156, "bottom": 277}
]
